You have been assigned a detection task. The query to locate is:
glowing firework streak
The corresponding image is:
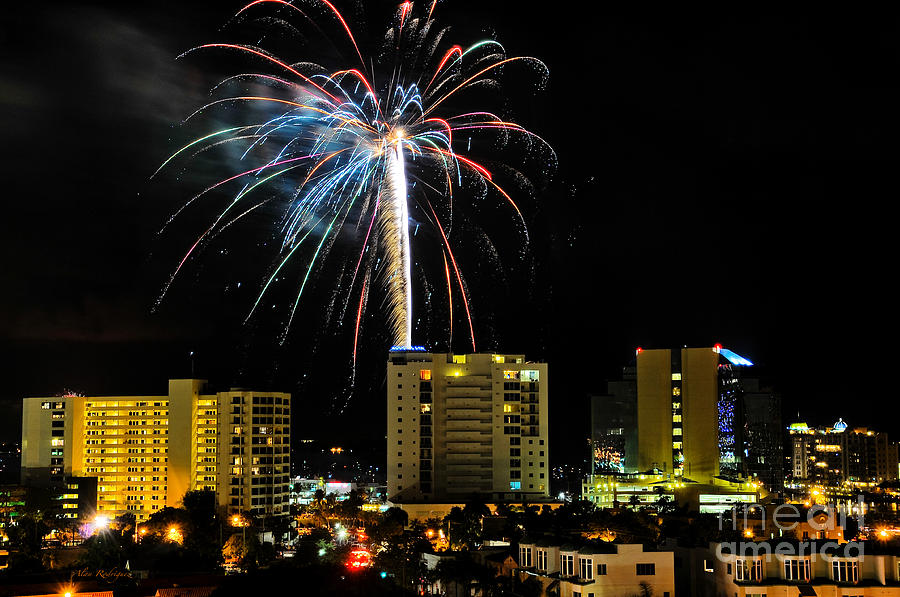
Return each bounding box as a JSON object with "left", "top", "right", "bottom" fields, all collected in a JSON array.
[
  {"left": 379, "top": 140, "right": 413, "bottom": 348},
  {"left": 155, "top": 0, "right": 554, "bottom": 354}
]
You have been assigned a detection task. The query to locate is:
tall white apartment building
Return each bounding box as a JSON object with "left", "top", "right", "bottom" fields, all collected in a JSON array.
[{"left": 387, "top": 350, "right": 549, "bottom": 503}]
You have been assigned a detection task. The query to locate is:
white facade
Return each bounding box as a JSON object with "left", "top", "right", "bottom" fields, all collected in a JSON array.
[
  {"left": 687, "top": 541, "right": 900, "bottom": 597},
  {"left": 517, "top": 542, "right": 675, "bottom": 597},
  {"left": 387, "top": 351, "right": 549, "bottom": 503}
]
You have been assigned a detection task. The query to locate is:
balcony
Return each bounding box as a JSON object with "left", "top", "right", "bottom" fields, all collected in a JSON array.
[
  {"left": 446, "top": 441, "right": 492, "bottom": 452},
  {"left": 447, "top": 452, "right": 492, "bottom": 462},
  {"left": 446, "top": 417, "right": 491, "bottom": 428},
  {"left": 445, "top": 430, "right": 490, "bottom": 442}
]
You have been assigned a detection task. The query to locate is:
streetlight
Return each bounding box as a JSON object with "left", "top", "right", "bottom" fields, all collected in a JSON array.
[
  {"left": 166, "top": 526, "right": 183, "bottom": 544},
  {"left": 231, "top": 514, "right": 248, "bottom": 546}
]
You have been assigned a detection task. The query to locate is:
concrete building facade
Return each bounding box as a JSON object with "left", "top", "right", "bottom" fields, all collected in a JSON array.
[
  {"left": 787, "top": 419, "right": 899, "bottom": 497},
  {"left": 636, "top": 346, "right": 754, "bottom": 482},
  {"left": 517, "top": 541, "right": 676, "bottom": 597},
  {"left": 678, "top": 540, "right": 900, "bottom": 597},
  {"left": 21, "top": 379, "right": 290, "bottom": 521},
  {"left": 386, "top": 350, "right": 549, "bottom": 503}
]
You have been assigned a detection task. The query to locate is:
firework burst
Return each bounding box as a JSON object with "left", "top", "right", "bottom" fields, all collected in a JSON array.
[{"left": 155, "top": 0, "right": 554, "bottom": 363}]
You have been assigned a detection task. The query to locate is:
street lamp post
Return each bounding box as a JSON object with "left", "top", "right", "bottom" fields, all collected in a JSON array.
[{"left": 232, "top": 515, "right": 247, "bottom": 546}]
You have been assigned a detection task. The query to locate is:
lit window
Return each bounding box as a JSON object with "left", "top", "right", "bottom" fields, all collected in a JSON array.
[
  {"left": 503, "top": 370, "right": 520, "bottom": 380},
  {"left": 673, "top": 427, "right": 682, "bottom": 436},
  {"left": 673, "top": 414, "right": 682, "bottom": 423},
  {"left": 493, "top": 355, "right": 506, "bottom": 363},
  {"left": 671, "top": 373, "right": 682, "bottom": 381},
  {"left": 452, "top": 355, "right": 466, "bottom": 364},
  {"left": 673, "top": 442, "right": 683, "bottom": 449},
  {"left": 520, "top": 370, "right": 540, "bottom": 382},
  {"left": 419, "top": 369, "right": 431, "bottom": 381},
  {"left": 672, "top": 387, "right": 681, "bottom": 396}
]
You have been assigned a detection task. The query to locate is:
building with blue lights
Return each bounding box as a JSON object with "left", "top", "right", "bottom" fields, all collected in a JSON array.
[{"left": 633, "top": 346, "right": 756, "bottom": 484}]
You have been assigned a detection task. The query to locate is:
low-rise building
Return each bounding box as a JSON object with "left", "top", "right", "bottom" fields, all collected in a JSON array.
[
  {"left": 582, "top": 470, "right": 761, "bottom": 513},
  {"left": 678, "top": 540, "right": 900, "bottom": 596},
  {"left": 517, "top": 540, "right": 675, "bottom": 597}
]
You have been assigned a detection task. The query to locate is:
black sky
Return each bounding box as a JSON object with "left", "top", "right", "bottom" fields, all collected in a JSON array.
[{"left": 1, "top": 4, "right": 896, "bottom": 464}]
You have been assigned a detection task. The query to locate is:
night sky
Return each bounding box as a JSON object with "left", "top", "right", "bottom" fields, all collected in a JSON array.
[{"left": 1, "top": 3, "right": 896, "bottom": 465}]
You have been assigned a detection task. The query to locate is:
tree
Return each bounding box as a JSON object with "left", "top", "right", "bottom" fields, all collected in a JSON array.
[
  {"left": 77, "top": 530, "right": 128, "bottom": 570},
  {"left": 4, "top": 513, "right": 50, "bottom": 573},
  {"left": 369, "top": 507, "right": 408, "bottom": 544},
  {"left": 433, "top": 553, "right": 497, "bottom": 597},
  {"left": 443, "top": 501, "right": 489, "bottom": 550},
  {"left": 656, "top": 495, "right": 674, "bottom": 514}
]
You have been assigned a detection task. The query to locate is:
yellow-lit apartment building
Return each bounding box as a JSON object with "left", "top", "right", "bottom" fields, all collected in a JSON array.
[{"left": 21, "top": 379, "right": 290, "bottom": 521}]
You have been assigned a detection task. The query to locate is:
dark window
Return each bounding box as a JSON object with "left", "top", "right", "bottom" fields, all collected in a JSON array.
[{"left": 636, "top": 563, "right": 655, "bottom": 576}]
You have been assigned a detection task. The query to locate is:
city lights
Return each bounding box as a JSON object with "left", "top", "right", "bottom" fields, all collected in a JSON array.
[
  {"left": 346, "top": 548, "right": 371, "bottom": 569},
  {"left": 166, "top": 526, "right": 183, "bottom": 544}
]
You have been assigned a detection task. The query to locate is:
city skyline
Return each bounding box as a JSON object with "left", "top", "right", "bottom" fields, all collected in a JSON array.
[{"left": 1, "top": 4, "right": 895, "bottom": 464}]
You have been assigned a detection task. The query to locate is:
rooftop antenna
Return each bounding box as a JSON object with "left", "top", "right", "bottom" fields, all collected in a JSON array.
[{"left": 190, "top": 351, "right": 195, "bottom": 378}]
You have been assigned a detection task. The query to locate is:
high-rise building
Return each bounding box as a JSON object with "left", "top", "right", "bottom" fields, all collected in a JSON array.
[
  {"left": 742, "top": 379, "right": 784, "bottom": 492},
  {"left": 787, "top": 419, "right": 899, "bottom": 495},
  {"left": 636, "top": 346, "right": 753, "bottom": 482},
  {"left": 590, "top": 366, "right": 637, "bottom": 474},
  {"left": 386, "top": 350, "right": 549, "bottom": 503},
  {"left": 21, "top": 379, "right": 291, "bottom": 521}
]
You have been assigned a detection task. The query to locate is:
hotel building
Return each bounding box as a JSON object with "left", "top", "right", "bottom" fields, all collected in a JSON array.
[
  {"left": 583, "top": 345, "right": 769, "bottom": 511},
  {"left": 21, "top": 379, "right": 290, "bottom": 521},
  {"left": 787, "top": 419, "right": 899, "bottom": 498},
  {"left": 386, "top": 350, "right": 549, "bottom": 503},
  {"left": 636, "top": 346, "right": 753, "bottom": 481}
]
